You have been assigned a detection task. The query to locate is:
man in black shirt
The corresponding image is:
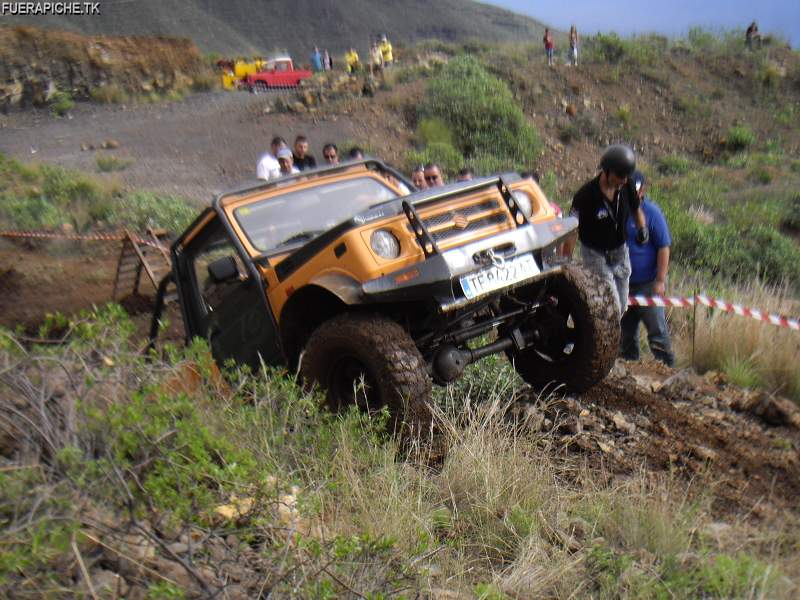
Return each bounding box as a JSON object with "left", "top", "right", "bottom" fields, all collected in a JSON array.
[
  {"left": 292, "top": 135, "right": 317, "bottom": 171},
  {"left": 564, "top": 144, "right": 647, "bottom": 316}
]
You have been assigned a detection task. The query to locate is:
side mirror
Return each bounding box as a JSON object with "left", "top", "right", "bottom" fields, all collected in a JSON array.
[{"left": 207, "top": 256, "right": 240, "bottom": 284}]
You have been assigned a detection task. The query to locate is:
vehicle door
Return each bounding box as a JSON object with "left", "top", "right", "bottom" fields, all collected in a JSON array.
[{"left": 173, "top": 212, "right": 284, "bottom": 368}]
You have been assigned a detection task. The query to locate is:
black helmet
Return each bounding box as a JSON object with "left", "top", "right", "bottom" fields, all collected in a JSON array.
[{"left": 600, "top": 144, "right": 636, "bottom": 177}]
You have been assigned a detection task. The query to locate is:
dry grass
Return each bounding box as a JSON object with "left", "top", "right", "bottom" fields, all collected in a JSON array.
[{"left": 670, "top": 273, "right": 800, "bottom": 401}]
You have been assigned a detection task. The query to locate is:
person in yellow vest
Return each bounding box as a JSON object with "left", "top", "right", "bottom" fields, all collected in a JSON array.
[
  {"left": 379, "top": 35, "right": 393, "bottom": 66},
  {"left": 345, "top": 47, "right": 360, "bottom": 73}
]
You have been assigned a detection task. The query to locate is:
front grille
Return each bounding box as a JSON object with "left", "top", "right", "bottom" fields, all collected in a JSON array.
[
  {"left": 431, "top": 212, "right": 508, "bottom": 242},
  {"left": 407, "top": 197, "right": 511, "bottom": 246}
]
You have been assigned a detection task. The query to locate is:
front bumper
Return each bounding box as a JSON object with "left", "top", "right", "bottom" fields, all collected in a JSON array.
[{"left": 362, "top": 217, "right": 576, "bottom": 311}]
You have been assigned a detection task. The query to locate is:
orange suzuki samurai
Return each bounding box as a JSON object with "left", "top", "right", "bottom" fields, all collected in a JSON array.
[{"left": 150, "top": 158, "right": 618, "bottom": 430}]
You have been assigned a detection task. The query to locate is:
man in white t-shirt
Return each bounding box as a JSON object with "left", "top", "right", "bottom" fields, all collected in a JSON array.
[{"left": 256, "top": 136, "right": 287, "bottom": 180}]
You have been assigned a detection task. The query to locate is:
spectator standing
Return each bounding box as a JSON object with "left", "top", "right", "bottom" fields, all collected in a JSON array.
[
  {"left": 370, "top": 41, "right": 384, "bottom": 74},
  {"left": 411, "top": 166, "right": 427, "bottom": 189},
  {"left": 563, "top": 145, "right": 648, "bottom": 317},
  {"left": 323, "top": 48, "right": 333, "bottom": 70},
  {"left": 379, "top": 34, "right": 394, "bottom": 66},
  {"left": 457, "top": 167, "right": 474, "bottom": 182},
  {"left": 292, "top": 135, "right": 317, "bottom": 171},
  {"left": 348, "top": 147, "right": 365, "bottom": 160},
  {"left": 310, "top": 46, "right": 323, "bottom": 72},
  {"left": 277, "top": 147, "right": 300, "bottom": 176},
  {"left": 424, "top": 163, "right": 445, "bottom": 187},
  {"left": 621, "top": 172, "right": 675, "bottom": 366},
  {"left": 746, "top": 21, "right": 761, "bottom": 51},
  {"left": 569, "top": 25, "right": 579, "bottom": 66},
  {"left": 256, "top": 135, "right": 287, "bottom": 180},
  {"left": 322, "top": 143, "right": 339, "bottom": 165},
  {"left": 543, "top": 28, "right": 555, "bottom": 67},
  {"left": 345, "top": 47, "right": 360, "bottom": 73}
]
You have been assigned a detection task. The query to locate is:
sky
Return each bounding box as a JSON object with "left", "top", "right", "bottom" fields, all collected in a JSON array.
[{"left": 486, "top": 0, "right": 800, "bottom": 48}]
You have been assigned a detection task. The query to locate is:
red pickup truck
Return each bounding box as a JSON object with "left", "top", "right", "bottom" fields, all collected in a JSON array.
[{"left": 245, "top": 57, "right": 313, "bottom": 91}]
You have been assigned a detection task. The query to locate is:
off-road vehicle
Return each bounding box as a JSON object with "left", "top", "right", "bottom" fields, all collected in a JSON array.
[{"left": 150, "top": 158, "right": 619, "bottom": 430}]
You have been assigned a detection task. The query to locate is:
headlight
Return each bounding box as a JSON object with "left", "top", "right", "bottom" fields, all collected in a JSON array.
[
  {"left": 370, "top": 229, "right": 401, "bottom": 259},
  {"left": 512, "top": 190, "right": 533, "bottom": 217}
]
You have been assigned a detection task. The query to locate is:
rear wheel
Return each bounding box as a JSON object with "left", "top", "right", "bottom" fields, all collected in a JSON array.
[
  {"left": 507, "top": 265, "right": 619, "bottom": 393},
  {"left": 300, "top": 313, "right": 432, "bottom": 435}
]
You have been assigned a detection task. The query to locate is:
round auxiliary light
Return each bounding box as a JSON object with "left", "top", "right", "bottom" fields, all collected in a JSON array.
[
  {"left": 370, "top": 229, "right": 401, "bottom": 259},
  {"left": 512, "top": 190, "right": 533, "bottom": 217}
]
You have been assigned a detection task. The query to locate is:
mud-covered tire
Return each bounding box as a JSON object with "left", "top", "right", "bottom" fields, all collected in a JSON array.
[
  {"left": 300, "top": 313, "right": 432, "bottom": 434},
  {"left": 508, "top": 265, "right": 619, "bottom": 393}
]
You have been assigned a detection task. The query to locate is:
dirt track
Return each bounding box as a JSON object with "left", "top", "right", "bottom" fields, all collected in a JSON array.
[{"left": 0, "top": 90, "right": 398, "bottom": 202}]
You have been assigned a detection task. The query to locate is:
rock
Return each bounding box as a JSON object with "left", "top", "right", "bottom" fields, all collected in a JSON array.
[
  {"left": 582, "top": 97, "right": 591, "bottom": 109},
  {"left": 612, "top": 412, "right": 636, "bottom": 435},
  {"left": 102, "top": 139, "right": 120, "bottom": 150},
  {"left": 565, "top": 103, "right": 577, "bottom": 116},
  {"left": 633, "top": 415, "right": 651, "bottom": 429},
  {"left": 85, "top": 569, "right": 129, "bottom": 599},
  {"left": 117, "top": 533, "right": 156, "bottom": 578},
  {"left": 692, "top": 445, "right": 718, "bottom": 462},
  {"left": 597, "top": 440, "right": 614, "bottom": 453},
  {"left": 703, "top": 521, "right": 732, "bottom": 543},
  {"left": 734, "top": 392, "right": 800, "bottom": 428},
  {"left": 610, "top": 360, "right": 627, "bottom": 378},
  {"left": 152, "top": 557, "right": 194, "bottom": 589},
  {"left": 166, "top": 542, "right": 188, "bottom": 555},
  {"left": 291, "top": 101, "right": 307, "bottom": 113}
]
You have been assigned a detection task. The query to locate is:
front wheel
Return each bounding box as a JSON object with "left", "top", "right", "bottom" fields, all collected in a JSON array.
[
  {"left": 507, "top": 265, "right": 619, "bottom": 393},
  {"left": 300, "top": 313, "right": 432, "bottom": 435},
  {"left": 252, "top": 81, "right": 269, "bottom": 94}
]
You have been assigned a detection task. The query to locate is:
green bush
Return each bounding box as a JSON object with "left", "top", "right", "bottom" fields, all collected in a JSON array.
[
  {"left": 725, "top": 125, "right": 756, "bottom": 151},
  {"left": 415, "top": 117, "right": 454, "bottom": 147},
  {"left": 781, "top": 196, "right": 800, "bottom": 232},
  {"left": 419, "top": 55, "right": 541, "bottom": 171},
  {"left": 0, "top": 153, "right": 195, "bottom": 233},
  {"left": 658, "top": 154, "right": 692, "bottom": 175},
  {"left": 96, "top": 154, "right": 132, "bottom": 172},
  {"left": 405, "top": 142, "right": 463, "bottom": 177},
  {"left": 49, "top": 90, "right": 74, "bottom": 116}
]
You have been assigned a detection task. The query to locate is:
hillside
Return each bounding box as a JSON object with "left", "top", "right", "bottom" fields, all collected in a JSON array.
[{"left": 2, "top": 0, "right": 549, "bottom": 58}]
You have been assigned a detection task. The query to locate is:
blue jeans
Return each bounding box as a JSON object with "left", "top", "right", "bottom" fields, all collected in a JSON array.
[{"left": 621, "top": 280, "right": 675, "bottom": 366}]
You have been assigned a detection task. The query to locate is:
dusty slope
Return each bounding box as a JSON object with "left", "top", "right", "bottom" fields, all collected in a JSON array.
[{"left": 2, "top": 0, "right": 549, "bottom": 58}]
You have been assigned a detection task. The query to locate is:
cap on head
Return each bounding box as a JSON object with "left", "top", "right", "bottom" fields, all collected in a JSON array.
[
  {"left": 600, "top": 144, "right": 636, "bottom": 177},
  {"left": 277, "top": 147, "right": 293, "bottom": 160}
]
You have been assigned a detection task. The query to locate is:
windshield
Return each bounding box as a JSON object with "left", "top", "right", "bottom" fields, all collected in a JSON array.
[{"left": 233, "top": 176, "right": 398, "bottom": 252}]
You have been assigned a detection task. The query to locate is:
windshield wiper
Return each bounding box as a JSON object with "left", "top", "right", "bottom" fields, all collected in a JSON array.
[{"left": 277, "top": 230, "right": 323, "bottom": 247}]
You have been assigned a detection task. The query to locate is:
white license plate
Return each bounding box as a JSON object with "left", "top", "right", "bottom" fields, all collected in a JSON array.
[{"left": 460, "top": 253, "right": 540, "bottom": 300}]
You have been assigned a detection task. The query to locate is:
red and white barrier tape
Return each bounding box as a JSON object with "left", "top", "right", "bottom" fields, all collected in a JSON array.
[
  {"left": 0, "top": 229, "right": 165, "bottom": 250},
  {"left": 628, "top": 294, "right": 800, "bottom": 331}
]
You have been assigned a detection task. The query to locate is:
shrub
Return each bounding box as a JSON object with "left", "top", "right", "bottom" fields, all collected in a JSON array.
[
  {"left": 725, "top": 125, "right": 756, "bottom": 151},
  {"left": 96, "top": 154, "right": 131, "bottom": 172},
  {"left": 405, "top": 142, "right": 463, "bottom": 177},
  {"left": 111, "top": 191, "right": 197, "bottom": 232},
  {"left": 89, "top": 84, "right": 128, "bottom": 104},
  {"left": 420, "top": 55, "right": 541, "bottom": 171},
  {"left": 49, "top": 90, "right": 74, "bottom": 116},
  {"left": 658, "top": 154, "right": 692, "bottom": 175},
  {"left": 748, "top": 165, "right": 772, "bottom": 185},
  {"left": 616, "top": 103, "right": 632, "bottom": 127},
  {"left": 781, "top": 196, "right": 800, "bottom": 232},
  {"left": 558, "top": 122, "right": 581, "bottom": 144},
  {"left": 416, "top": 117, "right": 454, "bottom": 147}
]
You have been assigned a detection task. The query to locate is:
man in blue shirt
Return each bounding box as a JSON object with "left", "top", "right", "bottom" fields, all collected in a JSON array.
[
  {"left": 621, "top": 171, "right": 675, "bottom": 366},
  {"left": 310, "top": 47, "right": 323, "bottom": 72}
]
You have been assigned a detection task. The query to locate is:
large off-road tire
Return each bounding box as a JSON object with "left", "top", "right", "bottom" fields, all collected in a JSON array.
[
  {"left": 300, "top": 313, "right": 433, "bottom": 435},
  {"left": 252, "top": 81, "right": 269, "bottom": 94},
  {"left": 508, "top": 265, "right": 619, "bottom": 393}
]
